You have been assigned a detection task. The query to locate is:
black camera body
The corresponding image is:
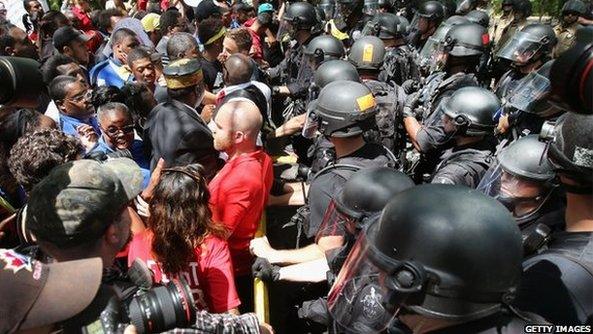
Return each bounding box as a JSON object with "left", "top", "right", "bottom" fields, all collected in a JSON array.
[
  {"left": 63, "top": 259, "right": 196, "bottom": 334},
  {"left": 0, "top": 57, "right": 45, "bottom": 108}
]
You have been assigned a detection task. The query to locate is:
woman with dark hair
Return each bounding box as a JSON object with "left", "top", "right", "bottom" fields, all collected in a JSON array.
[{"left": 128, "top": 164, "right": 241, "bottom": 314}]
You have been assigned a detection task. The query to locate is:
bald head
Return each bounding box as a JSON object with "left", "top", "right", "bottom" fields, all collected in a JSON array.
[
  {"left": 224, "top": 54, "right": 253, "bottom": 85},
  {"left": 217, "top": 99, "right": 262, "bottom": 141}
]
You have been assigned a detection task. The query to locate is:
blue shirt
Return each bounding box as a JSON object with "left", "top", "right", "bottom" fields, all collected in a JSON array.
[
  {"left": 90, "top": 137, "right": 151, "bottom": 189},
  {"left": 59, "top": 114, "right": 101, "bottom": 137},
  {"left": 89, "top": 58, "right": 132, "bottom": 88}
]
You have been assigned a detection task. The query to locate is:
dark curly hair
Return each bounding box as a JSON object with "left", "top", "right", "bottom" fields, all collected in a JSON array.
[
  {"left": 149, "top": 164, "right": 227, "bottom": 275},
  {"left": 8, "top": 129, "right": 82, "bottom": 191}
]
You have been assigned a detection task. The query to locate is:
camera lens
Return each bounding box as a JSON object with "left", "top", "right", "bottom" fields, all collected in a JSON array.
[{"left": 128, "top": 278, "right": 196, "bottom": 334}]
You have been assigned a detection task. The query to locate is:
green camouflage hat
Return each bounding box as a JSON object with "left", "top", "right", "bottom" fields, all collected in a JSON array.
[{"left": 26, "top": 158, "right": 143, "bottom": 247}]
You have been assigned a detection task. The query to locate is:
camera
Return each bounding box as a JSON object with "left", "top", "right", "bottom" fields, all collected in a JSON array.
[
  {"left": 0, "top": 57, "right": 45, "bottom": 108},
  {"left": 64, "top": 259, "right": 197, "bottom": 334},
  {"left": 126, "top": 259, "right": 197, "bottom": 333}
]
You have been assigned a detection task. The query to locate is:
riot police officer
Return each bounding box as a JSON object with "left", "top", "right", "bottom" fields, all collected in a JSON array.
[
  {"left": 513, "top": 112, "right": 593, "bottom": 325},
  {"left": 512, "top": 31, "right": 593, "bottom": 324},
  {"left": 327, "top": 0, "right": 366, "bottom": 44},
  {"left": 301, "top": 35, "right": 346, "bottom": 74},
  {"left": 430, "top": 87, "right": 497, "bottom": 188},
  {"left": 478, "top": 134, "right": 565, "bottom": 244},
  {"left": 553, "top": 0, "right": 586, "bottom": 58},
  {"left": 268, "top": 2, "right": 320, "bottom": 103},
  {"left": 408, "top": 0, "right": 446, "bottom": 51},
  {"left": 304, "top": 80, "right": 393, "bottom": 241},
  {"left": 319, "top": 0, "right": 336, "bottom": 23},
  {"left": 348, "top": 36, "right": 407, "bottom": 157},
  {"left": 328, "top": 184, "right": 545, "bottom": 333},
  {"left": 495, "top": 24, "right": 557, "bottom": 138},
  {"left": 362, "top": 12, "right": 419, "bottom": 85},
  {"left": 403, "top": 23, "right": 487, "bottom": 180}
]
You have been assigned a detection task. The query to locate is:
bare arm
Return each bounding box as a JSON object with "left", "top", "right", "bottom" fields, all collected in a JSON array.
[{"left": 277, "top": 258, "right": 329, "bottom": 283}]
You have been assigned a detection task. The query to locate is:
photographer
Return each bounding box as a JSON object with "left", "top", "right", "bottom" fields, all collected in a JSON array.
[{"left": 23, "top": 158, "right": 271, "bottom": 333}]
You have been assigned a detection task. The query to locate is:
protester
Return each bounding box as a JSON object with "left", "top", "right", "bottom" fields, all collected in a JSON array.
[{"left": 208, "top": 99, "right": 273, "bottom": 312}]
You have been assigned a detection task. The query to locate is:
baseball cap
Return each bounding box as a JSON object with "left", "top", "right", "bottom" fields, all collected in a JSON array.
[
  {"left": 141, "top": 13, "right": 161, "bottom": 32},
  {"left": 26, "top": 158, "right": 144, "bottom": 248},
  {"left": 258, "top": 3, "right": 274, "bottom": 14},
  {"left": 195, "top": 0, "right": 230, "bottom": 21},
  {"left": 0, "top": 249, "right": 102, "bottom": 332},
  {"left": 163, "top": 58, "right": 204, "bottom": 89},
  {"left": 53, "top": 26, "right": 91, "bottom": 51}
]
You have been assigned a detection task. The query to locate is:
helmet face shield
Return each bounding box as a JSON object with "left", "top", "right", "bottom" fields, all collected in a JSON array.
[
  {"left": 320, "top": 3, "right": 335, "bottom": 20},
  {"left": 455, "top": 0, "right": 473, "bottom": 14},
  {"left": 327, "top": 229, "right": 398, "bottom": 333},
  {"left": 478, "top": 164, "right": 551, "bottom": 225},
  {"left": 302, "top": 99, "right": 320, "bottom": 139},
  {"left": 507, "top": 71, "right": 558, "bottom": 117},
  {"left": 316, "top": 198, "right": 358, "bottom": 241},
  {"left": 496, "top": 32, "right": 543, "bottom": 65}
]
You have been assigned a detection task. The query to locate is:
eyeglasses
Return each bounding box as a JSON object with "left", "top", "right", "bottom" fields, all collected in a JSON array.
[
  {"left": 65, "top": 89, "right": 93, "bottom": 103},
  {"left": 102, "top": 125, "right": 135, "bottom": 137}
]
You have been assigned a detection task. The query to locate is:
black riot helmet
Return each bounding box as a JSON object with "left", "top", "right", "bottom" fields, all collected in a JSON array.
[
  {"left": 478, "top": 135, "right": 557, "bottom": 225},
  {"left": 562, "top": 0, "right": 587, "bottom": 15},
  {"left": 303, "top": 35, "right": 345, "bottom": 65},
  {"left": 362, "top": 12, "right": 407, "bottom": 39},
  {"left": 318, "top": 167, "right": 415, "bottom": 240},
  {"left": 455, "top": 0, "right": 476, "bottom": 14},
  {"left": 282, "top": 2, "right": 319, "bottom": 31},
  {"left": 442, "top": 22, "right": 489, "bottom": 57},
  {"left": 348, "top": 36, "right": 386, "bottom": 70},
  {"left": 497, "top": 24, "right": 557, "bottom": 65},
  {"left": 313, "top": 60, "right": 360, "bottom": 88},
  {"left": 328, "top": 184, "right": 522, "bottom": 331},
  {"left": 320, "top": 0, "right": 336, "bottom": 20},
  {"left": 416, "top": 0, "right": 446, "bottom": 22},
  {"left": 465, "top": 9, "right": 489, "bottom": 28},
  {"left": 549, "top": 26, "right": 592, "bottom": 114},
  {"left": 313, "top": 80, "right": 378, "bottom": 137},
  {"left": 303, "top": 61, "right": 360, "bottom": 138},
  {"left": 441, "top": 86, "right": 499, "bottom": 136},
  {"left": 547, "top": 112, "right": 593, "bottom": 193}
]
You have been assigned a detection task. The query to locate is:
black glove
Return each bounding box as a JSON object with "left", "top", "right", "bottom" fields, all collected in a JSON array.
[
  {"left": 402, "top": 92, "right": 419, "bottom": 118},
  {"left": 252, "top": 257, "right": 281, "bottom": 282},
  {"left": 401, "top": 79, "right": 419, "bottom": 95}
]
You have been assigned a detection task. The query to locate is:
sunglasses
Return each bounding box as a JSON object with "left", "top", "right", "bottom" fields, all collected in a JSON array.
[{"left": 65, "top": 89, "right": 93, "bottom": 103}]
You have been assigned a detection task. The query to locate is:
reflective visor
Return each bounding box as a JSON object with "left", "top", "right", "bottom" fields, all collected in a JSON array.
[{"left": 496, "top": 32, "right": 543, "bottom": 64}]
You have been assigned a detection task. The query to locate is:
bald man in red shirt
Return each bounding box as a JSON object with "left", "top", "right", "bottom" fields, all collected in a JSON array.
[{"left": 208, "top": 98, "right": 273, "bottom": 312}]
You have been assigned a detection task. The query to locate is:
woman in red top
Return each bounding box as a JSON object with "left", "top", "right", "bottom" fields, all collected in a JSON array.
[{"left": 128, "top": 164, "right": 241, "bottom": 314}]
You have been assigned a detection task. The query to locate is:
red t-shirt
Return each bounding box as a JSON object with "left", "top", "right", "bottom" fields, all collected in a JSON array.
[
  {"left": 71, "top": 6, "right": 95, "bottom": 32},
  {"left": 243, "top": 18, "right": 264, "bottom": 61},
  {"left": 127, "top": 230, "right": 241, "bottom": 313},
  {"left": 208, "top": 149, "right": 273, "bottom": 276}
]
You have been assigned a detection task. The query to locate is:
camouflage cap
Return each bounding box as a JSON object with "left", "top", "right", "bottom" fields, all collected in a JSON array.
[{"left": 26, "top": 158, "right": 143, "bottom": 248}]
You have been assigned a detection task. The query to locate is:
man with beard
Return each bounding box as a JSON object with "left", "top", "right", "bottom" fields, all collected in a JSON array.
[{"left": 209, "top": 99, "right": 274, "bottom": 312}]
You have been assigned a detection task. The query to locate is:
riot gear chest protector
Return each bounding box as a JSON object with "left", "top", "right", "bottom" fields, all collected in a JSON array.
[{"left": 328, "top": 184, "right": 523, "bottom": 333}]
